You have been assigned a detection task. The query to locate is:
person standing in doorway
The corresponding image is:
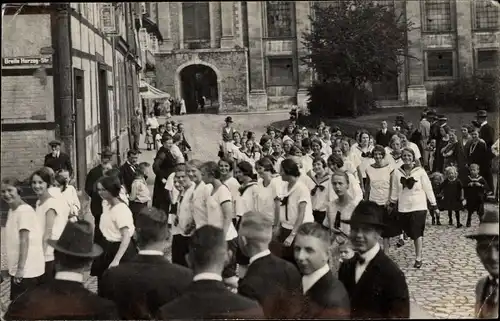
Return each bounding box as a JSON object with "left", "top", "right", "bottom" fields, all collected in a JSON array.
[{"left": 130, "top": 109, "right": 143, "bottom": 152}]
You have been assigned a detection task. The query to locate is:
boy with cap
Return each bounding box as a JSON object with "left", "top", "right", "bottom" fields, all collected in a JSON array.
[
  {"left": 338, "top": 200, "right": 409, "bottom": 319},
  {"left": 466, "top": 210, "right": 499, "bottom": 319},
  {"left": 44, "top": 140, "right": 73, "bottom": 177}
]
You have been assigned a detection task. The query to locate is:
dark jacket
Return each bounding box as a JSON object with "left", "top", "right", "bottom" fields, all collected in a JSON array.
[
  {"left": 84, "top": 165, "right": 105, "bottom": 219},
  {"left": 479, "top": 123, "right": 495, "bottom": 150},
  {"left": 338, "top": 249, "right": 410, "bottom": 319},
  {"left": 4, "top": 279, "right": 118, "bottom": 320},
  {"left": 157, "top": 279, "right": 264, "bottom": 320},
  {"left": 303, "top": 270, "right": 351, "bottom": 319},
  {"left": 100, "top": 254, "right": 193, "bottom": 319},
  {"left": 44, "top": 152, "right": 73, "bottom": 176},
  {"left": 238, "top": 253, "right": 303, "bottom": 319},
  {"left": 178, "top": 132, "right": 191, "bottom": 153},
  {"left": 375, "top": 129, "right": 394, "bottom": 147},
  {"left": 119, "top": 161, "right": 137, "bottom": 194}
]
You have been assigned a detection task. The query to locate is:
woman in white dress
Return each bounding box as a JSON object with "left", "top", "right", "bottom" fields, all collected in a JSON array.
[
  {"left": 255, "top": 157, "right": 282, "bottom": 227},
  {"left": 304, "top": 157, "right": 331, "bottom": 224},
  {"left": 91, "top": 175, "right": 137, "bottom": 293},
  {"left": 233, "top": 161, "right": 260, "bottom": 228},
  {"left": 352, "top": 130, "right": 374, "bottom": 187},
  {"left": 2, "top": 177, "right": 45, "bottom": 301},
  {"left": 180, "top": 98, "right": 187, "bottom": 115},
  {"left": 364, "top": 145, "right": 401, "bottom": 252},
  {"left": 385, "top": 135, "right": 404, "bottom": 170},
  {"left": 323, "top": 171, "right": 360, "bottom": 236},
  {"left": 31, "top": 167, "right": 70, "bottom": 283},
  {"left": 218, "top": 157, "right": 240, "bottom": 222}
]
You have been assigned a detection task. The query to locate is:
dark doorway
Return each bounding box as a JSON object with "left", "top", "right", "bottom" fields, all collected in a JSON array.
[
  {"left": 98, "top": 66, "right": 111, "bottom": 149},
  {"left": 74, "top": 69, "right": 87, "bottom": 191},
  {"left": 179, "top": 64, "right": 218, "bottom": 113}
]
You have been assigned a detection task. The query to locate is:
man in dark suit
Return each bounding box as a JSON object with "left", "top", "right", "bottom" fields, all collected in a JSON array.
[
  {"left": 338, "top": 201, "right": 410, "bottom": 319},
  {"left": 157, "top": 226, "right": 264, "bottom": 320},
  {"left": 294, "top": 223, "right": 350, "bottom": 319},
  {"left": 476, "top": 110, "right": 495, "bottom": 194},
  {"left": 466, "top": 210, "right": 498, "bottom": 319},
  {"left": 5, "top": 220, "right": 118, "bottom": 320},
  {"left": 467, "top": 129, "right": 490, "bottom": 187},
  {"left": 100, "top": 207, "right": 192, "bottom": 319},
  {"left": 120, "top": 149, "right": 139, "bottom": 194},
  {"left": 44, "top": 140, "right": 73, "bottom": 176},
  {"left": 177, "top": 123, "right": 192, "bottom": 160},
  {"left": 375, "top": 121, "right": 394, "bottom": 147},
  {"left": 237, "top": 211, "right": 303, "bottom": 319},
  {"left": 84, "top": 148, "right": 115, "bottom": 244}
]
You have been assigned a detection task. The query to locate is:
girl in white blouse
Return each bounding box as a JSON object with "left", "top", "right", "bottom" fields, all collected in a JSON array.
[
  {"left": 255, "top": 157, "right": 282, "bottom": 227},
  {"left": 233, "top": 161, "right": 259, "bottom": 227},
  {"left": 186, "top": 160, "right": 212, "bottom": 228},
  {"left": 91, "top": 175, "right": 137, "bottom": 293},
  {"left": 218, "top": 157, "right": 241, "bottom": 222},
  {"left": 385, "top": 135, "right": 404, "bottom": 171},
  {"left": 2, "top": 177, "right": 45, "bottom": 301},
  {"left": 352, "top": 130, "right": 375, "bottom": 186},
  {"left": 54, "top": 169, "right": 80, "bottom": 221},
  {"left": 389, "top": 148, "right": 438, "bottom": 269},
  {"left": 304, "top": 157, "right": 331, "bottom": 224},
  {"left": 31, "top": 167, "right": 70, "bottom": 283}
]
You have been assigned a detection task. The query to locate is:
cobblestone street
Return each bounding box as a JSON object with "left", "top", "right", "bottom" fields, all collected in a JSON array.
[{"left": 1, "top": 112, "right": 497, "bottom": 319}]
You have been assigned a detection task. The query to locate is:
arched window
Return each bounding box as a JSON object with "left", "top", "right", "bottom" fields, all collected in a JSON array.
[
  {"left": 182, "top": 2, "right": 210, "bottom": 41},
  {"left": 266, "top": 1, "right": 295, "bottom": 38}
]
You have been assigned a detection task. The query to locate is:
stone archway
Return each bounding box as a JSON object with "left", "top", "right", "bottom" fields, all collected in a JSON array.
[{"left": 175, "top": 60, "right": 222, "bottom": 113}]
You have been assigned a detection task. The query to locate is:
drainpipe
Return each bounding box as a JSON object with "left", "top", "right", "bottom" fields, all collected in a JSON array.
[
  {"left": 53, "top": 3, "right": 74, "bottom": 162},
  {"left": 112, "top": 35, "right": 122, "bottom": 165}
]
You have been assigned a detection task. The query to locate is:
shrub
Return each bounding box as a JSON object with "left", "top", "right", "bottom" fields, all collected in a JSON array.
[
  {"left": 429, "top": 74, "right": 498, "bottom": 112},
  {"left": 307, "top": 81, "right": 377, "bottom": 118}
]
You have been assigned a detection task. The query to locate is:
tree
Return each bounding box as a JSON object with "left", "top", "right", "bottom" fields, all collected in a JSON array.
[{"left": 302, "top": 0, "right": 413, "bottom": 116}]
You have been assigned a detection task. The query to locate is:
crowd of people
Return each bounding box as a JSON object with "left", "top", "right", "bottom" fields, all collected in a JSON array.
[{"left": 0, "top": 108, "right": 498, "bottom": 319}]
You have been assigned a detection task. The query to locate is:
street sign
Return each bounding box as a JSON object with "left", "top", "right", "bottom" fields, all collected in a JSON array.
[
  {"left": 100, "top": 3, "right": 118, "bottom": 35},
  {"left": 2, "top": 56, "right": 52, "bottom": 66}
]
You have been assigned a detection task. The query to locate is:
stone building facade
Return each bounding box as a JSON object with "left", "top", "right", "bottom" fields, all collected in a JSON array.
[
  {"left": 1, "top": 3, "right": 141, "bottom": 188},
  {"left": 155, "top": 0, "right": 499, "bottom": 112}
]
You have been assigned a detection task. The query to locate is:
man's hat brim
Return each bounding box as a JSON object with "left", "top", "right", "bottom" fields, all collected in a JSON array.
[
  {"left": 465, "top": 223, "right": 499, "bottom": 239},
  {"left": 49, "top": 140, "right": 61, "bottom": 146},
  {"left": 47, "top": 239, "right": 103, "bottom": 258}
]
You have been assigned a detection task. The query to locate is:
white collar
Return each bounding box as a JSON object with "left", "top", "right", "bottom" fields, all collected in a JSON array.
[
  {"left": 138, "top": 250, "right": 164, "bottom": 256},
  {"left": 381, "top": 128, "right": 387, "bottom": 133},
  {"left": 358, "top": 242, "right": 381, "bottom": 265},
  {"left": 55, "top": 271, "right": 84, "bottom": 283},
  {"left": 249, "top": 249, "right": 271, "bottom": 265},
  {"left": 193, "top": 272, "right": 223, "bottom": 282},
  {"left": 302, "top": 264, "right": 330, "bottom": 293},
  {"left": 481, "top": 121, "right": 488, "bottom": 127}
]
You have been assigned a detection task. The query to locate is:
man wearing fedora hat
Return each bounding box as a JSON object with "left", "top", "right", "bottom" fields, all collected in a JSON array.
[
  {"left": 5, "top": 220, "right": 119, "bottom": 320},
  {"left": 222, "top": 116, "right": 234, "bottom": 141},
  {"left": 338, "top": 200, "right": 410, "bottom": 319},
  {"left": 84, "top": 148, "right": 116, "bottom": 243},
  {"left": 44, "top": 140, "right": 73, "bottom": 177},
  {"left": 476, "top": 110, "right": 495, "bottom": 195},
  {"left": 100, "top": 207, "right": 193, "bottom": 319},
  {"left": 466, "top": 210, "right": 499, "bottom": 319}
]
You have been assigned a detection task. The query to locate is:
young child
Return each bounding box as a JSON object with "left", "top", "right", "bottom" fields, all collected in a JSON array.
[
  {"left": 441, "top": 166, "right": 464, "bottom": 228},
  {"left": 54, "top": 169, "right": 81, "bottom": 222},
  {"left": 145, "top": 126, "right": 153, "bottom": 151},
  {"left": 156, "top": 125, "right": 165, "bottom": 150},
  {"left": 464, "top": 163, "right": 488, "bottom": 227},
  {"left": 428, "top": 172, "right": 444, "bottom": 225},
  {"left": 129, "top": 162, "right": 151, "bottom": 221},
  {"left": 426, "top": 139, "right": 437, "bottom": 172}
]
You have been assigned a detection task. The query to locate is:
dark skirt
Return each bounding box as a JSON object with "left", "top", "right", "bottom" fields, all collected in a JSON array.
[
  {"left": 312, "top": 210, "right": 326, "bottom": 225},
  {"left": 379, "top": 205, "right": 401, "bottom": 238},
  {"left": 398, "top": 210, "right": 427, "bottom": 240},
  {"left": 10, "top": 275, "right": 42, "bottom": 301},
  {"left": 171, "top": 234, "right": 190, "bottom": 267},
  {"left": 222, "top": 238, "right": 238, "bottom": 278},
  {"left": 269, "top": 227, "right": 295, "bottom": 265},
  {"left": 129, "top": 201, "right": 148, "bottom": 224},
  {"left": 40, "top": 260, "right": 56, "bottom": 284},
  {"left": 90, "top": 238, "right": 137, "bottom": 278}
]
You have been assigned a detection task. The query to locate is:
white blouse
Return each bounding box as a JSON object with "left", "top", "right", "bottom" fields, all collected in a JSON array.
[
  {"left": 390, "top": 166, "right": 436, "bottom": 213},
  {"left": 304, "top": 173, "right": 331, "bottom": 212},
  {"left": 324, "top": 198, "right": 360, "bottom": 236},
  {"left": 256, "top": 176, "right": 282, "bottom": 222},
  {"left": 235, "top": 182, "right": 260, "bottom": 217},
  {"left": 277, "top": 180, "right": 314, "bottom": 230},
  {"left": 171, "top": 183, "right": 196, "bottom": 237},
  {"left": 223, "top": 176, "right": 241, "bottom": 217},
  {"left": 6, "top": 204, "right": 45, "bottom": 278},
  {"left": 206, "top": 184, "right": 238, "bottom": 240},
  {"left": 36, "top": 197, "right": 70, "bottom": 262},
  {"left": 99, "top": 202, "right": 135, "bottom": 242},
  {"left": 365, "top": 164, "right": 393, "bottom": 205}
]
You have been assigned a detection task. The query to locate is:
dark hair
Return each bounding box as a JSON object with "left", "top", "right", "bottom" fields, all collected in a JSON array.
[
  {"left": 237, "top": 161, "right": 257, "bottom": 180},
  {"left": 54, "top": 250, "right": 93, "bottom": 270},
  {"left": 161, "top": 134, "right": 173, "bottom": 143},
  {"left": 200, "top": 161, "right": 222, "bottom": 180},
  {"left": 327, "top": 154, "right": 344, "bottom": 169},
  {"left": 289, "top": 145, "right": 303, "bottom": 156},
  {"left": 97, "top": 175, "right": 122, "bottom": 198},
  {"left": 372, "top": 145, "right": 386, "bottom": 157},
  {"left": 301, "top": 137, "right": 312, "bottom": 149},
  {"left": 260, "top": 135, "right": 272, "bottom": 147},
  {"left": 311, "top": 139, "right": 323, "bottom": 148},
  {"left": 218, "top": 157, "right": 235, "bottom": 171},
  {"left": 175, "top": 164, "right": 187, "bottom": 173},
  {"left": 1, "top": 177, "right": 22, "bottom": 195},
  {"left": 55, "top": 173, "right": 69, "bottom": 192},
  {"left": 188, "top": 225, "right": 227, "bottom": 269},
  {"left": 31, "top": 167, "right": 55, "bottom": 187},
  {"left": 312, "top": 156, "right": 327, "bottom": 168},
  {"left": 331, "top": 170, "right": 350, "bottom": 184},
  {"left": 136, "top": 162, "right": 151, "bottom": 177},
  {"left": 281, "top": 158, "right": 300, "bottom": 177},
  {"left": 296, "top": 222, "right": 330, "bottom": 245},
  {"left": 255, "top": 157, "right": 276, "bottom": 174},
  {"left": 173, "top": 133, "right": 182, "bottom": 143},
  {"left": 127, "top": 150, "right": 139, "bottom": 158},
  {"left": 135, "top": 208, "right": 170, "bottom": 247}
]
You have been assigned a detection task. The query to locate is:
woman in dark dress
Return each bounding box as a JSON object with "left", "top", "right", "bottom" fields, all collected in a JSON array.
[{"left": 152, "top": 134, "right": 177, "bottom": 214}]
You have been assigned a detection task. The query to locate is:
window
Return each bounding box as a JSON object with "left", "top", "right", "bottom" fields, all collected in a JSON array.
[
  {"left": 475, "top": 0, "right": 499, "bottom": 30},
  {"left": 426, "top": 51, "right": 455, "bottom": 78},
  {"left": 266, "top": 1, "right": 294, "bottom": 38},
  {"left": 268, "top": 58, "right": 294, "bottom": 86},
  {"left": 182, "top": 2, "right": 210, "bottom": 41},
  {"left": 477, "top": 50, "right": 498, "bottom": 71},
  {"left": 423, "top": 0, "right": 452, "bottom": 32}
]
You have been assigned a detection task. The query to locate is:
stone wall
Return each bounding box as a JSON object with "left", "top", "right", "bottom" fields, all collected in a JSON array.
[{"left": 155, "top": 48, "right": 249, "bottom": 112}]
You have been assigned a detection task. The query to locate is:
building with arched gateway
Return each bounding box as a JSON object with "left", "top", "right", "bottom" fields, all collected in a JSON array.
[{"left": 154, "top": 1, "right": 499, "bottom": 113}]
